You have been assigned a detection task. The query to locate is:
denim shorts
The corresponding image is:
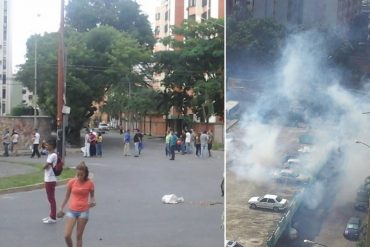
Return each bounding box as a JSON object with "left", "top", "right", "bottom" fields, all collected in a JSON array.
[{"left": 66, "top": 210, "right": 89, "bottom": 219}]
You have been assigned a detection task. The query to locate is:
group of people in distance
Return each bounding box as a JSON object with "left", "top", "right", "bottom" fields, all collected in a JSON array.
[
  {"left": 83, "top": 128, "right": 103, "bottom": 158},
  {"left": 122, "top": 128, "right": 143, "bottom": 157},
  {"left": 165, "top": 129, "right": 214, "bottom": 160},
  {"left": 1, "top": 128, "right": 20, "bottom": 157}
]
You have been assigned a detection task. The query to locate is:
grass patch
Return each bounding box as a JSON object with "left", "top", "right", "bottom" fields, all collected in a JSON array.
[
  {"left": 212, "top": 142, "right": 224, "bottom": 151},
  {"left": 0, "top": 162, "right": 75, "bottom": 190}
]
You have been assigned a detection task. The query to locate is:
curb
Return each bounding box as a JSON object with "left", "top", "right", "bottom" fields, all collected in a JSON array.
[{"left": 0, "top": 178, "right": 70, "bottom": 195}]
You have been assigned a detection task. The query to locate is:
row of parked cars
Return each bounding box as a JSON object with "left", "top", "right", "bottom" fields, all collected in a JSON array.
[{"left": 341, "top": 176, "right": 370, "bottom": 241}]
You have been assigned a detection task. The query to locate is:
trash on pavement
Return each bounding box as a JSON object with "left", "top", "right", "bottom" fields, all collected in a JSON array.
[{"left": 161, "top": 194, "right": 184, "bottom": 204}]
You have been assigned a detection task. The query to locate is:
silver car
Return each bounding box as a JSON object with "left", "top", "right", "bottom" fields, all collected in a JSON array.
[
  {"left": 273, "top": 169, "right": 311, "bottom": 184},
  {"left": 248, "top": 194, "right": 289, "bottom": 212}
]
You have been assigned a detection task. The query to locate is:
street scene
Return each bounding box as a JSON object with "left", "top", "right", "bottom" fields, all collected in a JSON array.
[
  {"left": 226, "top": 1, "right": 370, "bottom": 247},
  {"left": 0, "top": 131, "right": 224, "bottom": 247}
]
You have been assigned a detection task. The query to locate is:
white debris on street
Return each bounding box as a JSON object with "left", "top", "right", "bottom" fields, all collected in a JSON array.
[{"left": 161, "top": 194, "right": 184, "bottom": 204}]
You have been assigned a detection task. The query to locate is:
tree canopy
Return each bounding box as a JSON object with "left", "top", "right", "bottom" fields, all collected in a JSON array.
[
  {"left": 16, "top": 25, "right": 152, "bottom": 144},
  {"left": 65, "top": 0, "right": 155, "bottom": 49},
  {"left": 154, "top": 18, "right": 224, "bottom": 122}
]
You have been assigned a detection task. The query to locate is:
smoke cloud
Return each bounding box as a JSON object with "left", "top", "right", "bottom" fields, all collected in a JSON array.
[{"left": 228, "top": 29, "right": 370, "bottom": 206}]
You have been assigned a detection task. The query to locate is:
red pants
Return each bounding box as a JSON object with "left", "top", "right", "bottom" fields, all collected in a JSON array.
[{"left": 45, "top": 181, "right": 56, "bottom": 219}]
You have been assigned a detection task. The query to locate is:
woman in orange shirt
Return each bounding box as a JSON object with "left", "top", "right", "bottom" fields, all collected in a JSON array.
[{"left": 59, "top": 162, "right": 96, "bottom": 247}]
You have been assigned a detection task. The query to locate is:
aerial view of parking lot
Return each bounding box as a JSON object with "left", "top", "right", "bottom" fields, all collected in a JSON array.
[{"left": 225, "top": 2, "right": 370, "bottom": 246}]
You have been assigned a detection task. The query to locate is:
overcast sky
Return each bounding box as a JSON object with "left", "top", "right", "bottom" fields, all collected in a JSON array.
[{"left": 11, "top": 0, "right": 160, "bottom": 73}]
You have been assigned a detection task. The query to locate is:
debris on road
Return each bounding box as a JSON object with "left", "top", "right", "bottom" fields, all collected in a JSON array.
[{"left": 161, "top": 194, "right": 184, "bottom": 204}]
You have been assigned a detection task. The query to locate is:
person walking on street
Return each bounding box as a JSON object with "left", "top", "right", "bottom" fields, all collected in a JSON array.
[
  {"left": 2, "top": 129, "right": 10, "bottom": 157},
  {"left": 59, "top": 161, "right": 96, "bottom": 247},
  {"left": 123, "top": 129, "right": 131, "bottom": 156},
  {"left": 31, "top": 129, "right": 41, "bottom": 158},
  {"left": 133, "top": 129, "right": 142, "bottom": 157},
  {"left": 42, "top": 138, "right": 58, "bottom": 224},
  {"left": 169, "top": 130, "right": 178, "bottom": 160},
  {"left": 200, "top": 130, "right": 209, "bottom": 158},
  {"left": 165, "top": 130, "right": 171, "bottom": 156},
  {"left": 96, "top": 132, "right": 103, "bottom": 157},
  {"left": 89, "top": 131, "right": 97, "bottom": 157},
  {"left": 83, "top": 129, "right": 90, "bottom": 157},
  {"left": 207, "top": 130, "right": 214, "bottom": 157}
]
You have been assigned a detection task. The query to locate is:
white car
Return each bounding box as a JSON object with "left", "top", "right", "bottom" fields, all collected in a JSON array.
[
  {"left": 98, "top": 123, "right": 109, "bottom": 133},
  {"left": 248, "top": 194, "right": 289, "bottom": 212},
  {"left": 273, "top": 169, "right": 311, "bottom": 184},
  {"left": 283, "top": 158, "right": 301, "bottom": 169}
]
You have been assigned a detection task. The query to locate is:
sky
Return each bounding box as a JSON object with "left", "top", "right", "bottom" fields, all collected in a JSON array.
[{"left": 11, "top": 0, "right": 160, "bottom": 73}]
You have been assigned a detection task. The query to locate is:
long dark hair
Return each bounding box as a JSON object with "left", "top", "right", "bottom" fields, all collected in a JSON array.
[{"left": 76, "top": 161, "right": 89, "bottom": 181}]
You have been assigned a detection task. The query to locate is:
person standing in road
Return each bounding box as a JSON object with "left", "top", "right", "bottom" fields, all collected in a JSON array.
[
  {"left": 83, "top": 129, "right": 90, "bottom": 158},
  {"left": 31, "top": 129, "right": 41, "bottom": 158},
  {"left": 207, "top": 130, "right": 214, "bottom": 157},
  {"left": 11, "top": 129, "right": 19, "bottom": 156},
  {"left": 59, "top": 161, "right": 96, "bottom": 247},
  {"left": 185, "top": 130, "right": 191, "bottom": 154},
  {"left": 137, "top": 130, "right": 144, "bottom": 155},
  {"left": 123, "top": 129, "right": 131, "bottom": 156},
  {"left": 169, "top": 130, "right": 178, "bottom": 160},
  {"left": 133, "top": 129, "right": 142, "bottom": 157},
  {"left": 200, "top": 130, "right": 209, "bottom": 158},
  {"left": 195, "top": 132, "right": 201, "bottom": 157},
  {"left": 165, "top": 130, "right": 171, "bottom": 156},
  {"left": 2, "top": 129, "right": 10, "bottom": 157},
  {"left": 96, "top": 132, "right": 103, "bottom": 158},
  {"left": 42, "top": 138, "right": 58, "bottom": 224}
]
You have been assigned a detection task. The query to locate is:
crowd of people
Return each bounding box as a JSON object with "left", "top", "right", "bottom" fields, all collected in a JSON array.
[
  {"left": 165, "top": 129, "right": 214, "bottom": 160},
  {"left": 82, "top": 128, "right": 103, "bottom": 158}
]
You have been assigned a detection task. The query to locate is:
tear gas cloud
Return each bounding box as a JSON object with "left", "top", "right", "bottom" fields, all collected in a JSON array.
[{"left": 228, "top": 29, "right": 370, "bottom": 204}]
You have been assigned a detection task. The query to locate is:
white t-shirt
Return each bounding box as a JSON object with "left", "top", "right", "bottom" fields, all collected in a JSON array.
[
  {"left": 12, "top": 133, "right": 19, "bottom": 143},
  {"left": 185, "top": 132, "right": 191, "bottom": 143},
  {"left": 44, "top": 153, "right": 57, "bottom": 182},
  {"left": 33, "top": 132, "right": 40, "bottom": 144}
]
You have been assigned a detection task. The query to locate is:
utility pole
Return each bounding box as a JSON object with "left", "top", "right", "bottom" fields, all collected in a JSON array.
[{"left": 57, "top": 0, "right": 65, "bottom": 159}]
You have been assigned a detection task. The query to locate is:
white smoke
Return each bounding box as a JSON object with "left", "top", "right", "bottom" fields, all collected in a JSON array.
[{"left": 228, "top": 29, "right": 370, "bottom": 206}]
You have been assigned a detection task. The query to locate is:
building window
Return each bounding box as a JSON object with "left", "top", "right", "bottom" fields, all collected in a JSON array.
[
  {"left": 1, "top": 103, "right": 5, "bottom": 114},
  {"left": 155, "top": 13, "right": 160, "bottom": 20},
  {"left": 188, "top": 14, "right": 196, "bottom": 21},
  {"left": 2, "top": 74, "right": 5, "bottom": 84},
  {"left": 202, "top": 0, "right": 207, "bottom": 7},
  {"left": 201, "top": 12, "right": 207, "bottom": 21},
  {"left": 165, "top": 11, "right": 169, "bottom": 20},
  {"left": 22, "top": 89, "right": 26, "bottom": 94},
  {"left": 164, "top": 25, "right": 168, "bottom": 33},
  {"left": 2, "top": 88, "right": 5, "bottom": 99},
  {"left": 188, "top": 0, "right": 196, "bottom": 7}
]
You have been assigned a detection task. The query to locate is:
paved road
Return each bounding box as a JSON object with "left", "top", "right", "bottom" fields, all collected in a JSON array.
[{"left": 0, "top": 131, "right": 224, "bottom": 247}]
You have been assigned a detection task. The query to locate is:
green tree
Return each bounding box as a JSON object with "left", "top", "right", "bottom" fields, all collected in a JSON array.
[
  {"left": 65, "top": 0, "right": 155, "bottom": 48},
  {"left": 154, "top": 18, "right": 224, "bottom": 122},
  {"left": 16, "top": 26, "right": 152, "bottom": 144},
  {"left": 226, "top": 18, "right": 286, "bottom": 70}
]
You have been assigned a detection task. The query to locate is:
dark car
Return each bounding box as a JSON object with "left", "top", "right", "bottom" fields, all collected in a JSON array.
[
  {"left": 343, "top": 217, "right": 361, "bottom": 240},
  {"left": 355, "top": 200, "right": 368, "bottom": 212},
  {"left": 225, "top": 240, "right": 244, "bottom": 247}
]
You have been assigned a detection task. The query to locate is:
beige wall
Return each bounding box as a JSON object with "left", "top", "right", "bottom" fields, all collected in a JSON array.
[{"left": 0, "top": 116, "right": 52, "bottom": 151}]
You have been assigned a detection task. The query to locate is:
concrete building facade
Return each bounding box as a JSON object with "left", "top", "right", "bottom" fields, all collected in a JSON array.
[{"left": 0, "top": 0, "right": 15, "bottom": 116}]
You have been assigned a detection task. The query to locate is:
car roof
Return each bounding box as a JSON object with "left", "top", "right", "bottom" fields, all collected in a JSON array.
[{"left": 264, "top": 194, "right": 278, "bottom": 199}]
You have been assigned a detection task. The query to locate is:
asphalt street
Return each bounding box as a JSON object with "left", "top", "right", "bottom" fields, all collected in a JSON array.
[{"left": 0, "top": 131, "right": 224, "bottom": 247}]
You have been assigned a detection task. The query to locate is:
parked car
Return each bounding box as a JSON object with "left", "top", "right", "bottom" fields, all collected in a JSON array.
[
  {"left": 343, "top": 217, "right": 362, "bottom": 240},
  {"left": 273, "top": 169, "right": 310, "bottom": 184},
  {"left": 248, "top": 194, "right": 289, "bottom": 212},
  {"left": 354, "top": 200, "right": 368, "bottom": 212},
  {"left": 225, "top": 240, "right": 244, "bottom": 247},
  {"left": 282, "top": 158, "right": 301, "bottom": 169},
  {"left": 98, "top": 123, "right": 109, "bottom": 133}
]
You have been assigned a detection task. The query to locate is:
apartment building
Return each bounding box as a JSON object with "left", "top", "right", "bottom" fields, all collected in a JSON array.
[
  {"left": 154, "top": 0, "right": 224, "bottom": 52},
  {"left": 227, "top": 0, "right": 361, "bottom": 28},
  {"left": 0, "top": 0, "right": 15, "bottom": 116}
]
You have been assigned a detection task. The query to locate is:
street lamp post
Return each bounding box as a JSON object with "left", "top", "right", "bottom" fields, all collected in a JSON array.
[
  {"left": 33, "top": 14, "right": 41, "bottom": 128},
  {"left": 355, "top": 140, "right": 370, "bottom": 247},
  {"left": 303, "top": 239, "right": 328, "bottom": 247}
]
